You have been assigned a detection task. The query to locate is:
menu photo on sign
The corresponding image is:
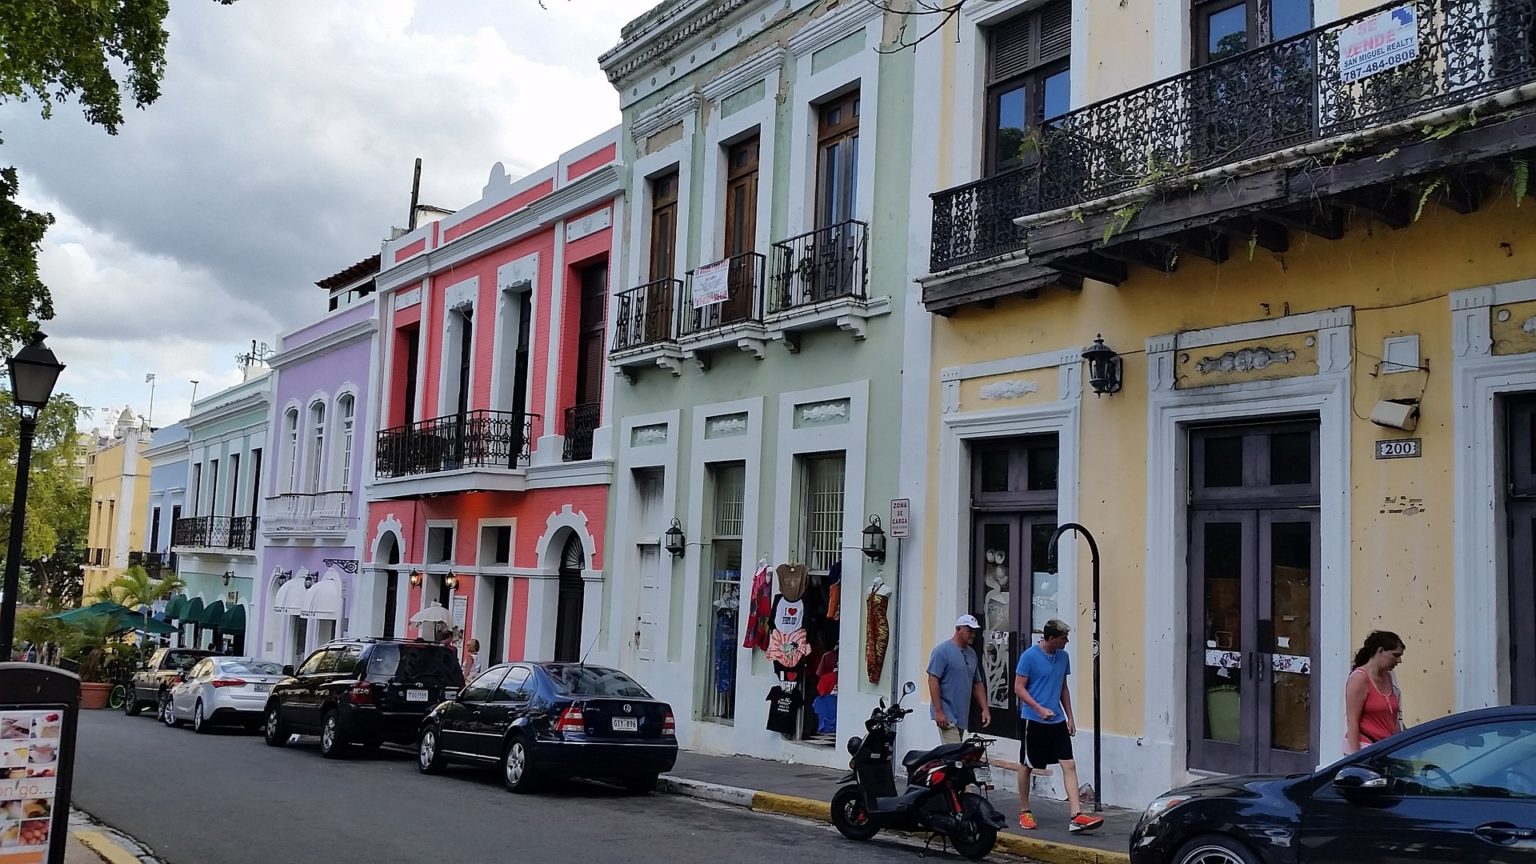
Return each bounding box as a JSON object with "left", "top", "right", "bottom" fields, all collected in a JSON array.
[{"left": 0, "top": 709, "right": 64, "bottom": 861}]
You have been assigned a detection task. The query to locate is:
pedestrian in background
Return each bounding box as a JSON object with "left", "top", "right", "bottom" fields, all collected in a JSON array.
[
  {"left": 927, "top": 614, "right": 990, "bottom": 744},
  {"left": 1014, "top": 618, "right": 1102, "bottom": 834},
  {"left": 1344, "top": 630, "right": 1405, "bottom": 753},
  {"left": 463, "top": 638, "right": 484, "bottom": 680}
]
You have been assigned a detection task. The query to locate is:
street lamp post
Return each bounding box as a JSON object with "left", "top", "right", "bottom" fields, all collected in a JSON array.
[{"left": 1, "top": 332, "right": 66, "bottom": 662}]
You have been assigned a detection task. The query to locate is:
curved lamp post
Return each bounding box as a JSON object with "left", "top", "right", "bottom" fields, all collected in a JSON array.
[{"left": 1, "top": 333, "right": 66, "bottom": 661}]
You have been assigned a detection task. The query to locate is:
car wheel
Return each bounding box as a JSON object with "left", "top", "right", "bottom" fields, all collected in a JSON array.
[
  {"left": 623, "top": 773, "right": 658, "bottom": 795},
  {"left": 1174, "top": 834, "right": 1262, "bottom": 864},
  {"left": 192, "top": 700, "right": 209, "bottom": 735},
  {"left": 319, "top": 710, "right": 349, "bottom": 759},
  {"left": 159, "top": 693, "right": 180, "bottom": 728},
  {"left": 501, "top": 737, "right": 538, "bottom": 794},
  {"left": 262, "top": 705, "right": 288, "bottom": 747},
  {"left": 123, "top": 688, "right": 142, "bottom": 717},
  {"left": 418, "top": 726, "right": 446, "bottom": 775},
  {"left": 831, "top": 785, "right": 880, "bottom": 841}
]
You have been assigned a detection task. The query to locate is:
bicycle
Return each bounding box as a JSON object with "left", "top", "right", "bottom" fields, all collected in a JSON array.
[{"left": 107, "top": 680, "right": 130, "bottom": 711}]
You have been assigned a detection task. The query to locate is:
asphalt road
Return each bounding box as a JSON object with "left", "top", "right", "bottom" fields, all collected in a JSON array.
[{"left": 71, "top": 709, "right": 1015, "bottom": 864}]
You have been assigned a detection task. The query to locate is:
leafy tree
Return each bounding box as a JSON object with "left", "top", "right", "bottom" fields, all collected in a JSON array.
[
  {"left": 0, "top": 389, "right": 88, "bottom": 586},
  {"left": 106, "top": 564, "right": 184, "bottom": 644},
  {"left": 0, "top": 0, "right": 236, "bottom": 353}
]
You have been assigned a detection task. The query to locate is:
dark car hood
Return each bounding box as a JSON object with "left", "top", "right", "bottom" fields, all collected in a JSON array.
[{"left": 1174, "top": 773, "right": 1299, "bottom": 798}]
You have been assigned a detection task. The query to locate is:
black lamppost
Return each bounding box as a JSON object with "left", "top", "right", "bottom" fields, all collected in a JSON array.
[{"left": 1, "top": 333, "right": 66, "bottom": 661}]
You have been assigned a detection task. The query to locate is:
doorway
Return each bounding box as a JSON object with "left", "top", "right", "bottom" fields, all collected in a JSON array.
[
  {"left": 1187, "top": 419, "right": 1320, "bottom": 775},
  {"left": 1503, "top": 396, "right": 1536, "bottom": 704},
  {"left": 554, "top": 535, "right": 586, "bottom": 662}
]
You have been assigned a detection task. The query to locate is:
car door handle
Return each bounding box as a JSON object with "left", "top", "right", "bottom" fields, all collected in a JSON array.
[{"left": 1475, "top": 823, "right": 1536, "bottom": 844}]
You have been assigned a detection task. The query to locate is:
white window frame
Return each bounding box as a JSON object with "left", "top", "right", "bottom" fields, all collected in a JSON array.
[
  {"left": 307, "top": 400, "right": 327, "bottom": 493},
  {"left": 282, "top": 406, "right": 301, "bottom": 494},
  {"left": 334, "top": 392, "right": 356, "bottom": 492}
]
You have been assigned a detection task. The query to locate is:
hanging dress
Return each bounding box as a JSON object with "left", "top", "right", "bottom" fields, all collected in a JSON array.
[
  {"left": 742, "top": 562, "right": 772, "bottom": 650},
  {"left": 865, "top": 589, "right": 890, "bottom": 685}
]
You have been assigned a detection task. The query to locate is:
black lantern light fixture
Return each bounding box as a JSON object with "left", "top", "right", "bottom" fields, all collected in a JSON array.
[
  {"left": 0, "top": 332, "right": 65, "bottom": 661},
  {"left": 444, "top": 574, "right": 459, "bottom": 590},
  {"left": 664, "top": 519, "right": 686, "bottom": 558},
  {"left": 862, "top": 515, "right": 887, "bottom": 564},
  {"left": 409, "top": 571, "right": 423, "bottom": 587},
  {"left": 1082, "top": 334, "right": 1122, "bottom": 396},
  {"left": 222, "top": 571, "right": 235, "bottom": 586}
]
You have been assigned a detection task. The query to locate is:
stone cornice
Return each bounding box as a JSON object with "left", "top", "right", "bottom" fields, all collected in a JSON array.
[
  {"left": 788, "top": 0, "right": 881, "bottom": 57},
  {"left": 599, "top": 0, "right": 754, "bottom": 85},
  {"left": 631, "top": 91, "right": 702, "bottom": 141},
  {"left": 701, "top": 45, "right": 786, "bottom": 102},
  {"left": 269, "top": 318, "right": 376, "bottom": 370}
]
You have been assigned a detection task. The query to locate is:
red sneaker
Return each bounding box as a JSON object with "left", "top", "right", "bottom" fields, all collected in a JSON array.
[
  {"left": 1018, "top": 810, "right": 1037, "bottom": 830},
  {"left": 1069, "top": 813, "right": 1104, "bottom": 833}
]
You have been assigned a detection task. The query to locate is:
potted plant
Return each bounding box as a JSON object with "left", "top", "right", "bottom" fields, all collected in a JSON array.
[{"left": 62, "top": 615, "right": 121, "bottom": 709}]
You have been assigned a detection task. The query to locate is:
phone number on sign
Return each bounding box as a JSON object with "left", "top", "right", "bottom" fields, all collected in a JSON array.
[{"left": 1343, "top": 47, "right": 1417, "bottom": 82}]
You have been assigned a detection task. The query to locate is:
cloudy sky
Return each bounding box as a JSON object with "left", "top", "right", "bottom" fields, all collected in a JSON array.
[{"left": 1, "top": 0, "right": 633, "bottom": 435}]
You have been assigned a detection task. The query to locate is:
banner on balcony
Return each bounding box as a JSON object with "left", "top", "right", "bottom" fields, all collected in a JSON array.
[
  {"left": 691, "top": 260, "right": 731, "bottom": 309},
  {"left": 1338, "top": 6, "right": 1419, "bottom": 84}
]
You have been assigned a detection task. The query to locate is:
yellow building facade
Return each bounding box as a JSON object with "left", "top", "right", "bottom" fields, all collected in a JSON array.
[
  {"left": 83, "top": 412, "right": 150, "bottom": 598},
  {"left": 902, "top": 0, "right": 1536, "bottom": 806}
]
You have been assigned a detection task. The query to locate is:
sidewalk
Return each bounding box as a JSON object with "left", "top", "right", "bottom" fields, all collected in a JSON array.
[
  {"left": 661, "top": 750, "right": 1136, "bottom": 864},
  {"left": 66, "top": 811, "right": 159, "bottom": 864}
]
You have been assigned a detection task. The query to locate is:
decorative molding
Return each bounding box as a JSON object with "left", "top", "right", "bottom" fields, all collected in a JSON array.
[
  {"left": 1454, "top": 304, "right": 1493, "bottom": 358},
  {"left": 788, "top": 0, "right": 881, "bottom": 57},
  {"left": 978, "top": 380, "right": 1039, "bottom": 401},
  {"left": 1147, "top": 335, "right": 1177, "bottom": 393},
  {"left": 322, "top": 558, "right": 359, "bottom": 574},
  {"left": 268, "top": 318, "right": 376, "bottom": 370},
  {"left": 701, "top": 45, "right": 787, "bottom": 102},
  {"left": 941, "top": 380, "right": 961, "bottom": 414},
  {"left": 599, "top": 0, "right": 756, "bottom": 85},
  {"left": 705, "top": 413, "right": 748, "bottom": 437},
  {"left": 1196, "top": 346, "right": 1297, "bottom": 375},
  {"left": 1318, "top": 326, "right": 1353, "bottom": 374},
  {"left": 1058, "top": 361, "right": 1083, "bottom": 402},
  {"left": 631, "top": 424, "right": 669, "bottom": 446},
  {"left": 1174, "top": 306, "right": 1353, "bottom": 351},
  {"left": 445, "top": 276, "right": 478, "bottom": 311},
  {"left": 566, "top": 207, "right": 612, "bottom": 243},
  {"left": 497, "top": 255, "right": 538, "bottom": 292},
  {"left": 631, "top": 91, "right": 703, "bottom": 141},
  {"left": 796, "top": 399, "right": 850, "bottom": 425},
  {"left": 393, "top": 287, "right": 422, "bottom": 310},
  {"left": 941, "top": 348, "right": 1075, "bottom": 384},
  {"left": 534, "top": 504, "right": 598, "bottom": 571},
  {"left": 1451, "top": 286, "right": 1496, "bottom": 311}
]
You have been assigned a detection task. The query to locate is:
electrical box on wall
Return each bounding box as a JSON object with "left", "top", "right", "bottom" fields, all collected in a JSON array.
[{"left": 1370, "top": 399, "right": 1420, "bottom": 432}]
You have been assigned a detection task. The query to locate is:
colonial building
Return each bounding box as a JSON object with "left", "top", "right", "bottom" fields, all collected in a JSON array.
[
  {"left": 255, "top": 257, "right": 380, "bottom": 666},
  {"left": 82, "top": 409, "right": 150, "bottom": 598},
  {"left": 906, "top": 0, "right": 1536, "bottom": 806},
  {"left": 139, "top": 421, "right": 189, "bottom": 581},
  {"left": 598, "top": 0, "right": 914, "bottom": 766},
  {"left": 362, "top": 130, "right": 622, "bottom": 673}
]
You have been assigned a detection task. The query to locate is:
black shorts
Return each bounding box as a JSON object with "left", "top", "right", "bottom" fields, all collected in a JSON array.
[{"left": 1022, "top": 719, "right": 1074, "bottom": 769}]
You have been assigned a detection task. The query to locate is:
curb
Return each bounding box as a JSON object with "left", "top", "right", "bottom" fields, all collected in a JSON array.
[
  {"left": 69, "top": 809, "right": 165, "bottom": 864},
  {"left": 656, "top": 774, "right": 1130, "bottom": 864}
]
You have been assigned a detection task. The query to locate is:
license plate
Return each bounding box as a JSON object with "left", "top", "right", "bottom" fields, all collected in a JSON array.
[
  {"left": 255, "top": 684, "right": 271, "bottom": 693},
  {"left": 611, "top": 717, "right": 638, "bottom": 732},
  {"left": 974, "top": 766, "right": 992, "bottom": 783},
  {"left": 406, "top": 689, "right": 429, "bottom": 702}
]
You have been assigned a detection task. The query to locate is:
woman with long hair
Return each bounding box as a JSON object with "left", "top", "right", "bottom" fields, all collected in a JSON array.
[{"left": 1344, "top": 630, "right": 1405, "bottom": 753}]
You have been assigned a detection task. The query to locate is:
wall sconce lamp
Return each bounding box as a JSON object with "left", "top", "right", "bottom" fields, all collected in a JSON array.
[
  {"left": 1082, "top": 335, "right": 1123, "bottom": 396},
  {"left": 409, "top": 571, "right": 423, "bottom": 587},
  {"left": 221, "top": 571, "right": 235, "bottom": 586},
  {"left": 664, "top": 519, "right": 686, "bottom": 558},
  {"left": 862, "top": 515, "right": 887, "bottom": 564},
  {"left": 444, "top": 574, "right": 459, "bottom": 590}
]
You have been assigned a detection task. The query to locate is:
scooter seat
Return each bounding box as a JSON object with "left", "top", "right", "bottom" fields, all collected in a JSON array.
[{"left": 903, "top": 742, "right": 968, "bottom": 769}]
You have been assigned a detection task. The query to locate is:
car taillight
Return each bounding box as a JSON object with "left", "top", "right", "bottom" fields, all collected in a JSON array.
[
  {"left": 208, "top": 678, "right": 247, "bottom": 689},
  {"left": 555, "top": 705, "right": 585, "bottom": 734},
  {"left": 662, "top": 709, "right": 676, "bottom": 736},
  {"left": 347, "top": 682, "right": 374, "bottom": 705}
]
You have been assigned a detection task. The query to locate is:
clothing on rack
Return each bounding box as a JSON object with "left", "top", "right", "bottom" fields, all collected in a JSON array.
[
  {"left": 713, "top": 608, "right": 737, "bottom": 695},
  {"left": 766, "top": 628, "right": 811, "bottom": 668},
  {"left": 742, "top": 560, "right": 772, "bottom": 650},
  {"left": 766, "top": 684, "right": 802, "bottom": 735},
  {"left": 865, "top": 585, "right": 891, "bottom": 685}
]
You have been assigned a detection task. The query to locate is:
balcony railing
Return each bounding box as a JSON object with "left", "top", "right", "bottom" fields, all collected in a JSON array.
[
  {"left": 769, "top": 220, "right": 869, "bottom": 314},
  {"left": 264, "top": 491, "right": 351, "bottom": 533},
  {"left": 375, "top": 410, "right": 538, "bottom": 479},
  {"left": 680, "top": 252, "right": 767, "bottom": 336},
  {"left": 172, "top": 515, "right": 258, "bottom": 551},
  {"left": 562, "top": 402, "right": 601, "bottom": 462},
  {"left": 929, "top": 0, "right": 1536, "bottom": 273},
  {"left": 612, "top": 278, "right": 682, "bottom": 352}
]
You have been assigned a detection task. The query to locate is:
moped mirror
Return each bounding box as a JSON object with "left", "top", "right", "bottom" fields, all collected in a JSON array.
[
  {"left": 902, "top": 681, "right": 917, "bottom": 696},
  {"left": 878, "top": 697, "right": 887, "bottom": 710},
  {"left": 1333, "top": 765, "right": 1388, "bottom": 794}
]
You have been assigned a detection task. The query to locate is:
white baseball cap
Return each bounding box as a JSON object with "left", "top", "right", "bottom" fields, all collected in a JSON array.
[{"left": 955, "top": 614, "right": 981, "bottom": 629}]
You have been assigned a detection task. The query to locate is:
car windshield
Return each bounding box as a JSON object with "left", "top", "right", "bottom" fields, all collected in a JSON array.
[
  {"left": 365, "top": 644, "right": 464, "bottom": 685},
  {"left": 217, "top": 659, "right": 284, "bottom": 676},
  {"left": 166, "top": 651, "right": 207, "bottom": 670},
  {"left": 543, "top": 665, "right": 652, "bottom": 698}
]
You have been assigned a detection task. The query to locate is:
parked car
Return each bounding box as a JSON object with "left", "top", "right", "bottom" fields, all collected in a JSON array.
[
  {"left": 416, "top": 662, "right": 677, "bottom": 794},
  {"left": 160, "top": 657, "right": 287, "bottom": 733},
  {"left": 123, "top": 647, "right": 213, "bottom": 716},
  {"left": 262, "top": 638, "right": 464, "bottom": 758},
  {"left": 1129, "top": 706, "right": 1536, "bottom": 864}
]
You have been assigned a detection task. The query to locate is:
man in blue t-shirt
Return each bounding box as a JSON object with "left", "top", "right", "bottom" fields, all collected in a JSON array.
[
  {"left": 926, "top": 614, "right": 991, "bottom": 744},
  {"left": 1013, "top": 618, "right": 1102, "bottom": 834}
]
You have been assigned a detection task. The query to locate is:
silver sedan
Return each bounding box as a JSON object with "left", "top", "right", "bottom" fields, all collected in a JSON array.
[{"left": 161, "top": 657, "right": 287, "bottom": 733}]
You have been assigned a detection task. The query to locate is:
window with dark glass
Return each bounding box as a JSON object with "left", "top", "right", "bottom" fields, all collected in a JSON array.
[
  {"left": 816, "top": 91, "right": 860, "bottom": 228},
  {"left": 985, "top": 0, "right": 1071, "bottom": 176},
  {"left": 1193, "top": 0, "right": 1313, "bottom": 66}
]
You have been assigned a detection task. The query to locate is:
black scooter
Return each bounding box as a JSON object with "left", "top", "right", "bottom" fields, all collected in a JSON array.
[{"left": 830, "top": 682, "right": 1006, "bottom": 860}]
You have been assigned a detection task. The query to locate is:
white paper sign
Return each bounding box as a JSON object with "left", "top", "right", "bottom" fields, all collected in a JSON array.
[
  {"left": 450, "top": 596, "right": 468, "bottom": 632},
  {"left": 691, "top": 260, "right": 731, "bottom": 309},
  {"left": 1339, "top": 6, "right": 1420, "bottom": 83}
]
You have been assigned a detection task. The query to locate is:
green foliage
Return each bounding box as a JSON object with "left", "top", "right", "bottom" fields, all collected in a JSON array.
[
  {"left": 0, "top": 389, "right": 88, "bottom": 568},
  {"left": 1103, "top": 202, "right": 1143, "bottom": 244},
  {"left": 1248, "top": 228, "right": 1259, "bottom": 262},
  {"left": 1414, "top": 176, "right": 1445, "bottom": 223},
  {"left": 106, "top": 565, "right": 184, "bottom": 609},
  {"left": 1421, "top": 110, "right": 1477, "bottom": 142},
  {"left": 1514, "top": 159, "right": 1529, "bottom": 208},
  {"left": 60, "top": 614, "right": 119, "bottom": 682}
]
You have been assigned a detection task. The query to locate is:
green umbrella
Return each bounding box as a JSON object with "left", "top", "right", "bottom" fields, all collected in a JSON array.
[
  {"left": 163, "top": 595, "right": 188, "bottom": 620},
  {"left": 199, "top": 600, "right": 227, "bottom": 628},
  {"left": 46, "top": 601, "right": 135, "bottom": 622},
  {"left": 220, "top": 604, "right": 246, "bottom": 634},
  {"left": 183, "top": 597, "right": 205, "bottom": 626}
]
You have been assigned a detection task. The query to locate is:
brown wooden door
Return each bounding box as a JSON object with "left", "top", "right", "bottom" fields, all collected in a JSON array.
[
  {"left": 646, "top": 171, "right": 679, "bottom": 341},
  {"left": 721, "top": 137, "right": 759, "bottom": 324}
]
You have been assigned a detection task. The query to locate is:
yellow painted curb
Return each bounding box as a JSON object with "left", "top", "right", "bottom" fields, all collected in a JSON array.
[
  {"left": 750, "top": 791, "right": 832, "bottom": 822},
  {"left": 74, "top": 829, "right": 141, "bottom": 864}
]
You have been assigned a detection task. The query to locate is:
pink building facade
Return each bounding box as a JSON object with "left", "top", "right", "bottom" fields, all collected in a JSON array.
[{"left": 363, "top": 129, "right": 623, "bottom": 670}]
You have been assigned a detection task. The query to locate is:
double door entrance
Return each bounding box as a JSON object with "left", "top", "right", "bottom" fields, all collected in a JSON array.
[{"left": 1187, "top": 420, "right": 1320, "bottom": 775}]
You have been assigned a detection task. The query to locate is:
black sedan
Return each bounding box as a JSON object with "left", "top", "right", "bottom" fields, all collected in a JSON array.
[
  {"left": 416, "top": 662, "right": 677, "bottom": 795},
  {"left": 1130, "top": 706, "right": 1536, "bottom": 864}
]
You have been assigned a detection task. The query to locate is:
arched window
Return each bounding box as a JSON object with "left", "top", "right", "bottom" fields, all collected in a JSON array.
[
  {"left": 307, "top": 401, "right": 326, "bottom": 492},
  {"left": 282, "top": 408, "right": 300, "bottom": 493},
  {"left": 335, "top": 394, "right": 356, "bottom": 491}
]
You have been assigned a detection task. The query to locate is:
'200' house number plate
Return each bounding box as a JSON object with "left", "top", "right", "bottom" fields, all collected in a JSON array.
[{"left": 1375, "top": 438, "right": 1421, "bottom": 459}]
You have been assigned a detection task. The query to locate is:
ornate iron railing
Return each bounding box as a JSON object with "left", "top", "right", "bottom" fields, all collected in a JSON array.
[
  {"left": 263, "top": 491, "right": 351, "bottom": 533},
  {"left": 769, "top": 220, "right": 869, "bottom": 314},
  {"left": 611, "top": 278, "right": 682, "bottom": 352},
  {"left": 929, "top": 0, "right": 1536, "bottom": 273},
  {"left": 562, "top": 402, "right": 602, "bottom": 462},
  {"left": 171, "top": 516, "right": 258, "bottom": 550},
  {"left": 374, "top": 410, "right": 538, "bottom": 479},
  {"left": 680, "top": 251, "right": 766, "bottom": 336}
]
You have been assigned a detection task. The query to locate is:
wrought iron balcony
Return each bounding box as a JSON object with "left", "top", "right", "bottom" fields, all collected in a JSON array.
[
  {"left": 172, "top": 515, "right": 258, "bottom": 551},
  {"left": 929, "top": 0, "right": 1536, "bottom": 274},
  {"left": 263, "top": 490, "right": 352, "bottom": 534},
  {"left": 611, "top": 278, "right": 682, "bottom": 352},
  {"left": 374, "top": 410, "right": 537, "bottom": 479},
  {"left": 680, "top": 252, "right": 766, "bottom": 336},
  {"left": 562, "top": 402, "right": 601, "bottom": 462},
  {"left": 769, "top": 220, "right": 869, "bottom": 314}
]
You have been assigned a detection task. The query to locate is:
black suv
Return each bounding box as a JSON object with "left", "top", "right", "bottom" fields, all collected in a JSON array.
[
  {"left": 262, "top": 638, "right": 464, "bottom": 758},
  {"left": 124, "top": 647, "right": 213, "bottom": 716}
]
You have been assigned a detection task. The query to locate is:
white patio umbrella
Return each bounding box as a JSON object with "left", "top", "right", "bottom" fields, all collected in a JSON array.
[{"left": 409, "top": 601, "right": 453, "bottom": 625}]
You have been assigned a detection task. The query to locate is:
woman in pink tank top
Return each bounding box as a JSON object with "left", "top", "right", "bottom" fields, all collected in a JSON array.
[{"left": 1344, "top": 630, "right": 1405, "bottom": 753}]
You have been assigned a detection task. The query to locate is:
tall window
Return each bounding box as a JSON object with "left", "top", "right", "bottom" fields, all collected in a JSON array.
[
  {"left": 207, "top": 459, "right": 219, "bottom": 515},
  {"left": 249, "top": 448, "right": 261, "bottom": 519},
  {"left": 573, "top": 262, "right": 607, "bottom": 417},
  {"left": 646, "top": 171, "right": 679, "bottom": 341},
  {"left": 228, "top": 452, "right": 241, "bottom": 516},
  {"left": 802, "top": 454, "right": 847, "bottom": 574},
  {"left": 307, "top": 402, "right": 326, "bottom": 492},
  {"left": 721, "top": 135, "right": 760, "bottom": 324},
  {"left": 985, "top": 1, "right": 1071, "bottom": 176},
  {"left": 336, "top": 395, "right": 355, "bottom": 491},
  {"left": 815, "top": 92, "right": 860, "bottom": 228},
  {"left": 190, "top": 465, "right": 202, "bottom": 516},
  {"left": 1194, "top": 0, "right": 1312, "bottom": 65},
  {"left": 283, "top": 408, "right": 300, "bottom": 493},
  {"left": 401, "top": 326, "right": 421, "bottom": 426},
  {"left": 704, "top": 463, "right": 746, "bottom": 722},
  {"left": 150, "top": 507, "right": 161, "bottom": 552}
]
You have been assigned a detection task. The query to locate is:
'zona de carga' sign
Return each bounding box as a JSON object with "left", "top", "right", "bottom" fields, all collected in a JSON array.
[{"left": 1339, "top": 6, "right": 1421, "bottom": 83}]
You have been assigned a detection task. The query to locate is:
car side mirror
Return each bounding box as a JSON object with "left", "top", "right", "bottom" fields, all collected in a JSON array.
[
  {"left": 1333, "top": 765, "right": 1389, "bottom": 794},
  {"left": 282, "top": 665, "right": 295, "bottom": 677}
]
